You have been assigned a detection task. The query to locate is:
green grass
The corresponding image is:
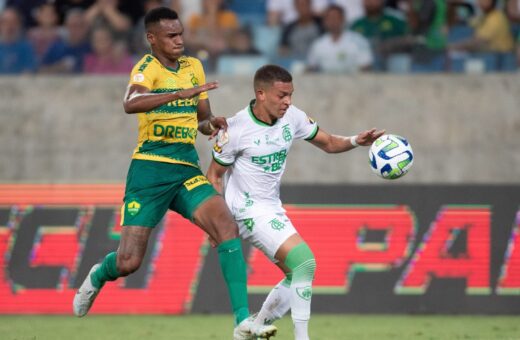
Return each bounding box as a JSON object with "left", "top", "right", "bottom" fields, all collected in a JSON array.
[{"left": 1, "top": 315, "right": 519, "bottom": 340}]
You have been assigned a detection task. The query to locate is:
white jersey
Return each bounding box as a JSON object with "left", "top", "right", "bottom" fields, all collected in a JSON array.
[{"left": 212, "top": 101, "right": 318, "bottom": 220}]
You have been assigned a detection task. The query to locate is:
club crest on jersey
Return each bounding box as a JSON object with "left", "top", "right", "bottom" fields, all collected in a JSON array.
[
  {"left": 126, "top": 200, "right": 141, "bottom": 216},
  {"left": 282, "top": 124, "right": 292, "bottom": 142}
]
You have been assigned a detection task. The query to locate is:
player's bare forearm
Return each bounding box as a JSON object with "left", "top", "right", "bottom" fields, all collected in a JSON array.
[
  {"left": 310, "top": 128, "right": 385, "bottom": 153},
  {"left": 123, "top": 82, "right": 218, "bottom": 114},
  {"left": 123, "top": 91, "right": 180, "bottom": 113}
]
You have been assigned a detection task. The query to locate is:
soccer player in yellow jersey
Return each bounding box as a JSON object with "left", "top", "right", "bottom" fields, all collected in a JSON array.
[{"left": 73, "top": 7, "right": 276, "bottom": 339}]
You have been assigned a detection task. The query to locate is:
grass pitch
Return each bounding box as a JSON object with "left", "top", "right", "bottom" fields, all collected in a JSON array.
[{"left": 1, "top": 314, "right": 519, "bottom": 340}]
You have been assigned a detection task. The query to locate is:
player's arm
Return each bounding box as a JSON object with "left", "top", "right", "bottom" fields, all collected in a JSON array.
[
  {"left": 123, "top": 82, "right": 218, "bottom": 114},
  {"left": 309, "top": 128, "right": 385, "bottom": 153},
  {"left": 206, "top": 159, "right": 229, "bottom": 194},
  {"left": 197, "top": 99, "right": 228, "bottom": 138}
]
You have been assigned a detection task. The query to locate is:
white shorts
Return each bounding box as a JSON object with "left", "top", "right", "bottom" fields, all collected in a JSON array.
[{"left": 237, "top": 212, "right": 297, "bottom": 263}]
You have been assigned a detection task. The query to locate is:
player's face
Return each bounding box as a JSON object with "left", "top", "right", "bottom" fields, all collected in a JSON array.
[
  {"left": 148, "top": 19, "right": 184, "bottom": 60},
  {"left": 261, "top": 81, "right": 294, "bottom": 120}
]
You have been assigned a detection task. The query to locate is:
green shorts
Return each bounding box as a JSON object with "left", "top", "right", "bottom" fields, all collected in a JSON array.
[{"left": 121, "top": 159, "right": 218, "bottom": 227}]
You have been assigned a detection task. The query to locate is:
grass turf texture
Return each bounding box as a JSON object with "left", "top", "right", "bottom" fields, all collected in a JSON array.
[{"left": 1, "top": 315, "right": 519, "bottom": 339}]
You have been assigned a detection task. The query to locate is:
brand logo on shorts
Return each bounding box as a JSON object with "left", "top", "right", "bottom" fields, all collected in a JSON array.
[
  {"left": 184, "top": 175, "right": 210, "bottom": 191},
  {"left": 243, "top": 218, "right": 255, "bottom": 232},
  {"left": 127, "top": 200, "right": 141, "bottom": 216},
  {"left": 269, "top": 218, "right": 285, "bottom": 231},
  {"left": 297, "top": 286, "right": 312, "bottom": 301}
]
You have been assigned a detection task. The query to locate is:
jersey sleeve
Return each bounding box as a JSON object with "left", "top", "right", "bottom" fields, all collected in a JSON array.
[
  {"left": 191, "top": 57, "right": 208, "bottom": 100},
  {"left": 212, "top": 117, "right": 240, "bottom": 166},
  {"left": 129, "top": 56, "right": 156, "bottom": 90},
  {"left": 291, "top": 106, "right": 319, "bottom": 141}
]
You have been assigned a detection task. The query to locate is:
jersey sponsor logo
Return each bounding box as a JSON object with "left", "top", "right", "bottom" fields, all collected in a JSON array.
[
  {"left": 251, "top": 149, "right": 287, "bottom": 173},
  {"left": 167, "top": 97, "right": 199, "bottom": 108},
  {"left": 183, "top": 175, "right": 210, "bottom": 191},
  {"left": 126, "top": 200, "right": 141, "bottom": 216},
  {"left": 153, "top": 124, "right": 197, "bottom": 140},
  {"left": 296, "top": 286, "right": 312, "bottom": 300}
]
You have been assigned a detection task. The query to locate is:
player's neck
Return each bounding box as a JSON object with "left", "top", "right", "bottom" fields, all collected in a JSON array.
[
  {"left": 252, "top": 102, "right": 276, "bottom": 126},
  {"left": 152, "top": 53, "right": 179, "bottom": 71}
]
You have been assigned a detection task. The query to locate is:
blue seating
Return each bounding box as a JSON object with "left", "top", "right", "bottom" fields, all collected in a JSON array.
[
  {"left": 228, "top": 0, "right": 266, "bottom": 26},
  {"left": 251, "top": 25, "right": 281, "bottom": 58},
  {"left": 216, "top": 55, "right": 269, "bottom": 75},
  {"left": 448, "top": 24, "right": 474, "bottom": 43}
]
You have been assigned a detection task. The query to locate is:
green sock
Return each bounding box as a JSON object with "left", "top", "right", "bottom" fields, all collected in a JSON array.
[
  {"left": 90, "top": 252, "right": 120, "bottom": 289},
  {"left": 217, "top": 238, "right": 249, "bottom": 325}
]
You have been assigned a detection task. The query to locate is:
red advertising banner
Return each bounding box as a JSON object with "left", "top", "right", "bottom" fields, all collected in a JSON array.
[{"left": 0, "top": 185, "right": 519, "bottom": 314}]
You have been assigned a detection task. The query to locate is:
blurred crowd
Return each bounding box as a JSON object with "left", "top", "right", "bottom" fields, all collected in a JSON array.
[{"left": 0, "top": 0, "right": 519, "bottom": 75}]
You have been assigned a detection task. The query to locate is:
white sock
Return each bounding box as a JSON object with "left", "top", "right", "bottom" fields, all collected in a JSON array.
[
  {"left": 294, "top": 320, "right": 310, "bottom": 340},
  {"left": 254, "top": 279, "right": 291, "bottom": 326},
  {"left": 290, "top": 259, "right": 316, "bottom": 340}
]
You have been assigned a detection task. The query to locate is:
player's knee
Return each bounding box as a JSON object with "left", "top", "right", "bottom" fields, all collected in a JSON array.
[
  {"left": 212, "top": 211, "right": 239, "bottom": 244},
  {"left": 116, "top": 252, "right": 142, "bottom": 276},
  {"left": 284, "top": 243, "right": 316, "bottom": 281}
]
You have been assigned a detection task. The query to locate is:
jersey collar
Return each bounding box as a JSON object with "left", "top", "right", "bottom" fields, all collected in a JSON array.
[{"left": 248, "top": 100, "right": 277, "bottom": 127}]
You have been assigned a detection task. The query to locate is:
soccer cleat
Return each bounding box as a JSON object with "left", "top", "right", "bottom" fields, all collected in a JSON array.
[
  {"left": 73, "top": 264, "right": 101, "bottom": 317},
  {"left": 233, "top": 317, "right": 277, "bottom": 340}
]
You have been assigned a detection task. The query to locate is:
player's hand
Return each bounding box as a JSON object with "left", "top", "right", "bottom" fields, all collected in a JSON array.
[
  {"left": 177, "top": 81, "right": 219, "bottom": 99},
  {"left": 355, "top": 128, "right": 386, "bottom": 146},
  {"left": 208, "top": 116, "right": 228, "bottom": 140}
]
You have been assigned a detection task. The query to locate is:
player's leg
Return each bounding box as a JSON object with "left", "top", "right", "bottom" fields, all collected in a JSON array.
[
  {"left": 274, "top": 234, "right": 316, "bottom": 340},
  {"left": 74, "top": 159, "right": 171, "bottom": 317},
  {"left": 254, "top": 263, "right": 292, "bottom": 326},
  {"left": 73, "top": 226, "right": 152, "bottom": 317},
  {"left": 172, "top": 170, "right": 275, "bottom": 339}
]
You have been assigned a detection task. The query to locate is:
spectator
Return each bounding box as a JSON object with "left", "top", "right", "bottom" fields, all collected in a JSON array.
[
  {"left": 267, "top": 0, "right": 328, "bottom": 26},
  {"left": 185, "top": 0, "right": 239, "bottom": 68},
  {"left": 83, "top": 25, "right": 133, "bottom": 74},
  {"left": 27, "top": 2, "right": 60, "bottom": 62},
  {"left": 84, "top": 0, "right": 131, "bottom": 39},
  {"left": 39, "top": 9, "right": 90, "bottom": 73},
  {"left": 450, "top": 0, "right": 514, "bottom": 53},
  {"left": 222, "top": 26, "right": 260, "bottom": 55},
  {"left": 0, "top": 7, "right": 36, "bottom": 74},
  {"left": 279, "top": 0, "right": 324, "bottom": 59},
  {"left": 351, "top": 0, "right": 408, "bottom": 64},
  {"left": 506, "top": 0, "right": 520, "bottom": 36},
  {"left": 6, "top": 0, "right": 47, "bottom": 27},
  {"left": 398, "top": 0, "right": 447, "bottom": 69},
  {"left": 53, "top": 0, "right": 94, "bottom": 24},
  {"left": 334, "top": 0, "right": 366, "bottom": 23},
  {"left": 307, "top": 5, "right": 373, "bottom": 73}
]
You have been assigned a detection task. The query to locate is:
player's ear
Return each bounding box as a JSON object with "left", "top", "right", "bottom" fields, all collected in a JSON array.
[
  {"left": 256, "top": 89, "right": 265, "bottom": 102},
  {"left": 146, "top": 32, "right": 155, "bottom": 44}
]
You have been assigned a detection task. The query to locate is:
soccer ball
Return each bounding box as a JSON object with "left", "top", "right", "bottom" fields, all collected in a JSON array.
[{"left": 369, "top": 134, "right": 413, "bottom": 179}]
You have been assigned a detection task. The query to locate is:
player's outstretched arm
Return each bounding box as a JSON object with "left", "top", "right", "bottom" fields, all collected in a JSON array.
[
  {"left": 123, "top": 82, "right": 218, "bottom": 114},
  {"left": 309, "top": 128, "right": 385, "bottom": 153},
  {"left": 206, "top": 159, "right": 229, "bottom": 195}
]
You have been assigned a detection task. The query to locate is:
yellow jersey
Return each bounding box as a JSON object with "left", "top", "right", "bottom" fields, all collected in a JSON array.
[{"left": 128, "top": 54, "right": 208, "bottom": 168}]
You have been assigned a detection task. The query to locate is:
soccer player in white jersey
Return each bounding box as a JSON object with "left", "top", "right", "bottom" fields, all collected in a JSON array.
[{"left": 206, "top": 65, "right": 384, "bottom": 340}]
